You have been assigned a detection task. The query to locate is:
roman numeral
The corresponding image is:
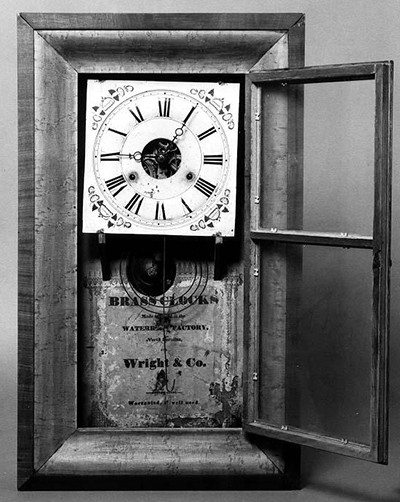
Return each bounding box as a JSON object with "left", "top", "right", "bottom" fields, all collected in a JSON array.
[
  {"left": 181, "top": 198, "right": 193, "bottom": 214},
  {"left": 203, "top": 154, "right": 223, "bottom": 165},
  {"left": 194, "top": 178, "right": 216, "bottom": 198},
  {"left": 105, "top": 175, "right": 127, "bottom": 197},
  {"left": 129, "top": 106, "right": 144, "bottom": 123},
  {"left": 155, "top": 201, "right": 166, "bottom": 220},
  {"left": 125, "top": 193, "right": 144, "bottom": 214},
  {"left": 198, "top": 126, "right": 216, "bottom": 141},
  {"left": 182, "top": 105, "right": 196, "bottom": 125},
  {"left": 108, "top": 128, "right": 127, "bottom": 137},
  {"left": 100, "top": 152, "right": 120, "bottom": 161},
  {"left": 158, "top": 98, "right": 171, "bottom": 117}
]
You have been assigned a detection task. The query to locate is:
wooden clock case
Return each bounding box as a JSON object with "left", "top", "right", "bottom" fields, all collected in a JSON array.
[{"left": 18, "top": 12, "right": 392, "bottom": 490}]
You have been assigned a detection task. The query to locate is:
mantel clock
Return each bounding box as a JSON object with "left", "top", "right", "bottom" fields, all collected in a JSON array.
[{"left": 18, "top": 13, "right": 393, "bottom": 490}]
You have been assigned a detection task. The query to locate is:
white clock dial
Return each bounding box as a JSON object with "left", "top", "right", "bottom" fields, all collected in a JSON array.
[{"left": 83, "top": 81, "right": 239, "bottom": 236}]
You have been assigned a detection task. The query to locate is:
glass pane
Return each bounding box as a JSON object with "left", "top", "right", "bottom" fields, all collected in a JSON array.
[
  {"left": 258, "top": 242, "right": 372, "bottom": 445},
  {"left": 79, "top": 235, "right": 244, "bottom": 428},
  {"left": 258, "top": 80, "right": 375, "bottom": 235}
]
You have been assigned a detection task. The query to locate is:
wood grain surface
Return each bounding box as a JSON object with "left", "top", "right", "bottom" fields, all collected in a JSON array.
[
  {"left": 20, "top": 12, "right": 304, "bottom": 30},
  {"left": 33, "top": 31, "right": 78, "bottom": 469},
  {"left": 18, "top": 12, "right": 306, "bottom": 489}
]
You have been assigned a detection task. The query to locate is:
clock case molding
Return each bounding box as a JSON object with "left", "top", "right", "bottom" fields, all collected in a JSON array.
[{"left": 17, "top": 13, "right": 392, "bottom": 490}]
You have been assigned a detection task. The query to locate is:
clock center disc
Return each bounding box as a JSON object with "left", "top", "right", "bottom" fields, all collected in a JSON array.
[
  {"left": 141, "top": 137, "right": 182, "bottom": 180},
  {"left": 119, "top": 117, "right": 203, "bottom": 202}
]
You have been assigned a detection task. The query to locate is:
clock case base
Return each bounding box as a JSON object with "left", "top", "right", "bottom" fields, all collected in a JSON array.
[
  {"left": 20, "top": 430, "right": 300, "bottom": 491},
  {"left": 18, "top": 13, "right": 305, "bottom": 490}
]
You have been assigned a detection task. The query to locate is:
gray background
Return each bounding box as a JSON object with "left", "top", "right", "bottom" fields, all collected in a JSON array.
[{"left": 1, "top": 0, "right": 400, "bottom": 501}]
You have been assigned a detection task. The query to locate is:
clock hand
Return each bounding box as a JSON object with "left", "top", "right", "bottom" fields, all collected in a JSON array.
[
  {"left": 170, "top": 127, "right": 184, "bottom": 145},
  {"left": 118, "top": 151, "right": 143, "bottom": 162},
  {"left": 168, "top": 104, "right": 198, "bottom": 145},
  {"left": 182, "top": 103, "right": 198, "bottom": 126},
  {"left": 101, "top": 151, "right": 144, "bottom": 162}
]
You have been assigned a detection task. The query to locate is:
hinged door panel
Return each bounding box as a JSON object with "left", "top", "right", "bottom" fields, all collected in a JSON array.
[{"left": 245, "top": 62, "right": 393, "bottom": 463}]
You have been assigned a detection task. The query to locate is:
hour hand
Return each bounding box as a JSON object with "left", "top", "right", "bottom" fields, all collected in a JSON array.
[{"left": 100, "top": 151, "right": 143, "bottom": 162}]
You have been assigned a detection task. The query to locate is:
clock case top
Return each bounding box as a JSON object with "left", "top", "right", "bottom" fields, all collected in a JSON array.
[{"left": 19, "top": 12, "right": 305, "bottom": 490}]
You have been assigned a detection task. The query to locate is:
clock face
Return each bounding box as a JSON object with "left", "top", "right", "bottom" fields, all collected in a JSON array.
[{"left": 83, "top": 80, "right": 240, "bottom": 236}]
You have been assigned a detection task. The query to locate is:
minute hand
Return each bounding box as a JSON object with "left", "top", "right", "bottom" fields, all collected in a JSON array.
[
  {"left": 169, "top": 104, "right": 198, "bottom": 145},
  {"left": 182, "top": 104, "right": 198, "bottom": 126}
]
